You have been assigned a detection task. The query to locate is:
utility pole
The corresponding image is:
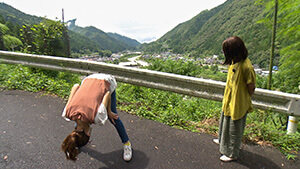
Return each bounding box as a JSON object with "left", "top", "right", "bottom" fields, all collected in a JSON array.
[
  {"left": 62, "top": 8, "right": 71, "bottom": 57},
  {"left": 267, "top": 0, "right": 278, "bottom": 90},
  {"left": 62, "top": 8, "right": 64, "bottom": 23}
]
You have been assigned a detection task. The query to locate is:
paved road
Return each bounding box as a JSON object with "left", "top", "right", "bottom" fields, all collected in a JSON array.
[{"left": 0, "top": 89, "right": 299, "bottom": 169}]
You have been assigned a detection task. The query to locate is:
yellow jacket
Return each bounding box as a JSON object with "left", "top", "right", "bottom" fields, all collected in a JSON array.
[{"left": 222, "top": 58, "right": 256, "bottom": 120}]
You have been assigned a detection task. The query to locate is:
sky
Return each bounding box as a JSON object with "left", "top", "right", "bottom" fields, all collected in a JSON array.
[{"left": 1, "top": 0, "right": 226, "bottom": 43}]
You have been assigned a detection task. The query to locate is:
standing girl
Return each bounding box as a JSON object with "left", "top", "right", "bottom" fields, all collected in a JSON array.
[
  {"left": 213, "top": 36, "right": 256, "bottom": 162},
  {"left": 61, "top": 73, "right": 132, "bottom": 161}
]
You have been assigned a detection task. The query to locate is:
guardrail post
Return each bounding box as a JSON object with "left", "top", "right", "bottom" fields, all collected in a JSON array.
[
  {"left": 287, "top": 116, "right": 299, "bottom": 134},
  {"left": 287, "top": 98, "right": 300, "bottom": 134}
]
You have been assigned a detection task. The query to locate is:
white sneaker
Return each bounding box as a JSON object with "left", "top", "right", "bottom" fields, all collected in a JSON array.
[
  {"left": 213, "top": 138, "right": 219, "bottom": 145},
  {"left": 123, "top": 143, "right": 132, "bottom": 161},
  {"left": 220, "top": 155, "right": 237, "bottom": 162}
]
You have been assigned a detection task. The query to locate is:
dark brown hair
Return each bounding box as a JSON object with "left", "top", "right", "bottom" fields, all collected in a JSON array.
[
  {"left": 222, "top": 36, "right": 248, "bottom": 65},
  {"left": 61, "top": 130, "right": 90, "bottom": 161}
]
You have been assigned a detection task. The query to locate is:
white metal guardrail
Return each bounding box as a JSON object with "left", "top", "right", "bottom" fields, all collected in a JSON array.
[{"left": 1, "top": 51, "right": 299, "bottom": 133}]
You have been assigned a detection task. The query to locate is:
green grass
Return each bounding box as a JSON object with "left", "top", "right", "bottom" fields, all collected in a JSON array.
[
  {"left": 116, "top": 83, "right": 222, "bottom": 131},
  {"left": 0, "top": 64, "right": 81, "bottom": 98}
]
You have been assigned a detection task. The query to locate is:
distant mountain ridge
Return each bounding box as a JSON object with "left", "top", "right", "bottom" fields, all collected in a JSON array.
[
  {"left": 0, "top": 2, "right": 140, "bottom": 53},
  {"left": 68, "top": 23, "right": 140, "bottom": 52},
  {"left": 107, "top": 32, "right": 140, "bottom": 48}
]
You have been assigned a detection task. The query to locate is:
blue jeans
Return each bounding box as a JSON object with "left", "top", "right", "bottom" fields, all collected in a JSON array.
[{"left": 109, "top": 91, "right": 129, "bottom": 144}]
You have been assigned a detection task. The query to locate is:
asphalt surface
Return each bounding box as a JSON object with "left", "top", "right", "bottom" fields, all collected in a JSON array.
[{"left": 0, "top": 89, "right": 299, "bottom": 169}]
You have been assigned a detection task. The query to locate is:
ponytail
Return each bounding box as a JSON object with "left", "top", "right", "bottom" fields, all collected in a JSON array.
[
  {"left": 61, "top": 131, "right": 79, "bottom": 161},
  {"left": 61, "top": 130, "right": 89, "bottom": 161}
]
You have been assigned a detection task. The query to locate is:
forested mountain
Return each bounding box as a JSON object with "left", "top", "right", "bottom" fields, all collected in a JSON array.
[
  {"left": 107, "top": 32, "right": 140, "bottom": 48},
  {"left": 68, "top": 30, "right": 104, "bottom": 54},
  {"left": 141, "top": 0, "right": 273, "bottom": 68},
  {"left": 0, "top": 2, "right": 43, "bottom": 26},
  {"left": 0, "top": 2, "right": 140, "bottom": 54},
  {"left": 68, "top": 24, "right": 140, "bottom": 53}
]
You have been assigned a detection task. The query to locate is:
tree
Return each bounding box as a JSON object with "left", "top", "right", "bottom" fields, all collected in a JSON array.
[
  {"left": 20, "top": 19, "right": 70, "bottom": 57},
  {"left": 257, "top": 0, "right": 300, "bottom": 93},
  {"left": 19, "top": 19, "right": 71, "bottom": 77},
  {"left": 3, "top": 35, "right": 23, "bottom": 51},
  {"left": 276, "top": 0, "right": 300, "bottom": 93},
  {"left": 267, "top": 0, "right": 278, "bottom": 90},
  {"left": 0, "top": 23, "right": 9, "bottom": 50},
  {"left": 0, "top": 22, "right": 22, "bottom": 51}
]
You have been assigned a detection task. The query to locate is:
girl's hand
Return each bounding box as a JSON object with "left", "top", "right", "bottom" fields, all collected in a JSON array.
[
  {"left": 247, "top": 83, "right": 255, "bottom": 96},
  {"left": 108, "top": 112, "right": 118, "bottom": 125}
]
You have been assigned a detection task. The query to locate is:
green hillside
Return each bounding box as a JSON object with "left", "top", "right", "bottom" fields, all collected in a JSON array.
[
  {"left": 68, "top": 30, "right": 103, "bottom": 54},
  {"left": 141, "top": 0, "right": 273, "bottom": 68},
  {"left": 69, "top": 25, "right": 140, "bottom": 53},
  {"left": 107, "top": 32, "right": 140, "bottom": 48},
  {"left": 0, "top": 2, "right": 43, "bottom": 26}
]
